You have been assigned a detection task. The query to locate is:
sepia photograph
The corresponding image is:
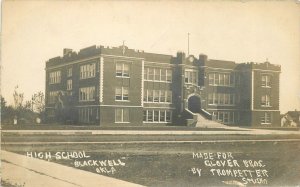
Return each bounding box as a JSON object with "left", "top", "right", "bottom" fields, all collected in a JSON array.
[{"left": 1, "top": 0, "right": 300, "bottom": 186}]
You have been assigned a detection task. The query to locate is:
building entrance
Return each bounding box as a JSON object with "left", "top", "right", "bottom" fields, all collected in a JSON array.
[{"left": 188, "top": 96, "right": 201, "bottom": 113}]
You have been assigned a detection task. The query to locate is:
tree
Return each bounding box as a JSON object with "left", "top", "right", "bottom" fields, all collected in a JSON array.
[
  {"left": 1, "top": 88, "right": 46, "bottom": 125},
  {"left": 3, "top": 86, "right": 38, "bottom": 124},
  {"left": 31, "top": 91, "right": 45, "bottom": 114},
  {"left": 1, "top": 96, "right": 15, "bottom": 123},
  {"left": 1, "top": 96, "right": 7, "bottom": 111},
  {"left": 24, "top": 100, "right": 32, "bottom": 110},
  {"left": 13, "top": 86, "right": 24, "bottom": 109},
  {"left": 1, "top": 96, "right": 7, "bottom": 121}
]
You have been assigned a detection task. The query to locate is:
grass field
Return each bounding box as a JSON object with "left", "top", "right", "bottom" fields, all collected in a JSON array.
[{"left": 2, "top": 133, "right": 300, "bottom": 186}]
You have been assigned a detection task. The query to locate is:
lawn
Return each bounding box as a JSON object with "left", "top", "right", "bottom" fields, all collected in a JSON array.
[{"left": 3, "top": 139, "right": 300, "bottom": 186}]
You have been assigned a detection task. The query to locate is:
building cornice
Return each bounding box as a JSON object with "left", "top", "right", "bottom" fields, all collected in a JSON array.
[
  {"left": 253, "top": 69, "right": 281, "bottom": 73},
  {"left": 45, "top": 53, "right": 145, "bottom": 71},
  {"left": 201, "top": 66, "right": 237, "bottom": 71},
  {"left": 144, "top": 61, "right": 175, "bottom": 67},
  {"left": 101, "top": 54, "right": 144, "bottom": 60},
  {"left": 45, "top": 55, "right": 101, "bottom": 70}
]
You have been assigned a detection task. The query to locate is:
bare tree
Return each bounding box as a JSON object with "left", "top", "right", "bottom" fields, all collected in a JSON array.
[
  {"left": 13, "top": 86, "right": 24, "bottom": 109},
  {"left": 32, "top": 91, "right": 45, "bottom": 114},
  {"left": 24, "top": 100, "right": 32, "bottom": 110}
]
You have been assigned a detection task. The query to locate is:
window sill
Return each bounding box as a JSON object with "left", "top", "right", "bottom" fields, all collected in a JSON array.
[
  {"left": 208, "top": 84, "right": 235, "bottom": 87},
  {"left": 261, "top": 86, "right": 271, "bottom": 88},
  {"left": 49, "top": 83, "right": 61, "bottom": 85},
  {"left": 115, "top": 100, "right": 130, "bottom": 102},
  {"left": 261, "top": 123, "right": 271, "bottom": 125},
  {"left": 79, "top": 77, "right": 96, "bottom": 80},
  {"left": 115, "top": 122, "right": 130, "bottom": 123},
  {"left": 116, "top": 76, "right": 130, "bottom": 78},
  {"left": 184, "top": 83, "right": 198, "bottom": 85},
  {"left": 261, "top": 105, "right": 272, "bottom": 107},
  {"left": 208, "top": 104, "right": 236, "bottom": 106},
  {"left": 79, "top": 100, "right": 96, "bottom": 102},
  {"left": 144, "top": 80, "right": 172, "bottom": 83}
]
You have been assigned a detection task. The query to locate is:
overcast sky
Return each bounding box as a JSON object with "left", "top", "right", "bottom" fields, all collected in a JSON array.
[{"left": 1, "top": 1, "right": 300, "bottom": 113}]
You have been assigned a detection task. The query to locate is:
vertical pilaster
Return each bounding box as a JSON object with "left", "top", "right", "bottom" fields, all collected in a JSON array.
[
  {"left": 100, "top": 56, "right": 104, "bottom": 103},
  {"left": 141, "top": 59, "right": 144, "bottom": 107},
  {"left": 251, "top": 70, "right": 254, "bottom": 110}
]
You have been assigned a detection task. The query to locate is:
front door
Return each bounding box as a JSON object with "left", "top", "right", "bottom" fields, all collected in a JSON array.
[{"left": 188, "top": 96, "right": 201, "bottom": 113}]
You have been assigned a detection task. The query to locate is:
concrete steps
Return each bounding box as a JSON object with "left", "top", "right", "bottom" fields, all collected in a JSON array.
[{"left": 195, "top": 113, "right": 228, "bottom": 128}]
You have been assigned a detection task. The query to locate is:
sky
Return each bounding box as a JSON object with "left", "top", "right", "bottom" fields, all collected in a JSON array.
[{"left": 1, "top": 0, "right": 300, "bottom": 113}]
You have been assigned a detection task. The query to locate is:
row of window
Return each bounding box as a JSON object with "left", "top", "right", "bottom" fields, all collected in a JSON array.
[
  {"left": 51, "top": 66, "right": 273, "bottom": 90},
  {"left": 53, "top": 105, "right": 272, "bottom": 125},
  {"left": 115, "top": 87, "right": 129, "bottom": 101},
  {"left": 67, "top": 80, "right": 72, "bottom": 90},
  {"left": 261, "top": 95, "right": 271, "bottom": 107},
  {"left": 212, "top": 111, "right": 272, "bottom": 125},
  {"left": 208, "top": 93, "right": 236, "bottom": 106},
  {"left": 67, "top": 68, "right": 72, "bottom": 77},
  {"left": 50, "top": 63, "right": 95, "bottom": 85},
  {"left": 212, "top": 111, "right": 236, "bottom": 124},
  {"left": 144, "top": 90, "right": 172, "bottom": 103},
  {"left": 260, "top": 112, "right": 272, "bottom": 124},
  {"left": 79, "top": 87, "right": 95, "bottom": 101},
  {"left": 115, "top": 108, "right": 130, "bottom": 123},
  {"left": 116, "top": 62, "right": 130, "bottom": 77},
  {"left": 143, "top": 110, "right": 172, "bottom": 123},
  {"left": 144, "top": 68, "right": 172, "bottom": 82},
  {"left": 51, "top": 65, "right": 173, "bottom": 84},
  {"left": 49, "top": 71, "right": 61, "bottom": 84},
  {"left": 261, "top": 75, "right": 271, "bottom": 87},
  {"left": 208, "top": 93, "right": 271, "bottom": 107},
  {"left": 50, "top": 90, "right": 272, "bottom": 109},
  {"left": 52, "top": 63, "right": 173, "bottom": 85},
  {"left": 67, "top": 108, "right": 272, "bottom": 125},
  {"left": 185, "top": 70, "right": 198, "bottom": 85},
  {"left": 50, "top": 87, "right": 172, "bottom": 104},
  {"left": 78, "top": 107, "right": 99, "bottom": 123},
  {"left": 49, "top": 88, "right": 95, "bottom": 103},
  {"left": 80, "top": 63, "right": 96, "bottom": 79},
  {"left": 209, "top": 73, "right": 234, "bottom": 87},
  {"left": 50, "top": 86, "right": 129, "bottom": 103},
  {"left": 116, "top": 109, "right": 172, "bottom": 123},
  {"left": 48, "top": 91, "right": 60, "bottom": 103},
  {"left": 209, "top": 73, "right": 272, "bottom": 88}
]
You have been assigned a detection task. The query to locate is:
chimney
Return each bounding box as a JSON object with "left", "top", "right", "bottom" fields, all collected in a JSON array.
[
  {"left": 176, "top": 51, "right": 186, "bottom": 64},
  {"left": 63, "top": 48, "right": 73, "bottom": 56},
  {"left": 199, "top": 54, "right": 208, "bottom": 65}
]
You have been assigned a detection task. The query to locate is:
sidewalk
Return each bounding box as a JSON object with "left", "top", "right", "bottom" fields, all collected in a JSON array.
[
  {"left": 2, "top": 128, "right": 300, "bottom": 135},
  {"left": 1, "top": 150, "right": 143, "bottom": 187}
]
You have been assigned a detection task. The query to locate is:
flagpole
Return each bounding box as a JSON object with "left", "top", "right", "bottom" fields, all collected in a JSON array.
[{"left": 188, "top": 33, "right": 190, "bottom": 56}]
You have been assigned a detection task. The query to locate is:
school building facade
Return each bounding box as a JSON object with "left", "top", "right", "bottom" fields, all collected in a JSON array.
[{"left": 45, "top": 45, "right": 281, "bottom": 127}]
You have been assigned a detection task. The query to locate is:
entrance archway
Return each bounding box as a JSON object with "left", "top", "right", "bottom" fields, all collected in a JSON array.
[{"left": 188, "top": 95, "right": 201, "bottom": 113}]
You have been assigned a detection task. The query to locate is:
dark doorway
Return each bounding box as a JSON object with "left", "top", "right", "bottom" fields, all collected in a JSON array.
[{"left": 188, "top": 96, "right": 201, "bottom": 113}]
